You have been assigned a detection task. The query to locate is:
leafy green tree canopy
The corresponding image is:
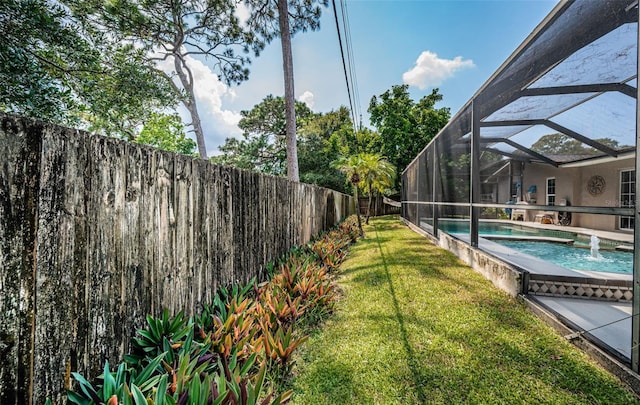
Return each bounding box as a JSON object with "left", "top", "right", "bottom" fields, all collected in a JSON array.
[
  {"left": 1, "top": 0, "right": 176, "bottom": 138},
  {"left": 530, "top": 133, "right": 624, "bottom": 155},
  {"left": 328, "top": 126, "right": 383, "bottom": 158},
  {"left": 211, "top": 95, "right": 313, "bottom": 176},
  {"left": 298, "top": 106, "right": 355, "bottom": 193},
  {"left": 66, "top": 0, "right": 261, "bottom": 157},
  {"left": 1, "top": 0, "right": 85, "bottom": 124},
  {"left": 368, "top": 84, "right": 450, "bottom": 183},
  {"left": 213, "top": 97, "right": 376, "bottom": 193},
  {"left": 135, "top": 113, "right": 197, "bottom": 156}
]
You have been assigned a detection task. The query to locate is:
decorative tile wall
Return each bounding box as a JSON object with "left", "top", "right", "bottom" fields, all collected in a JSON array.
[{"left": 528, "top": 276, "right": 632, "bottom": 301}]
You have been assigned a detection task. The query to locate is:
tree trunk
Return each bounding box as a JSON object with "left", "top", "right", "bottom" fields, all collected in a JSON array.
[
  {"left": 174, "top": 53, "right": 208, "bottom": 158},
  {"left": 277, "top": 0, "right": 299, "bottom": 182},
  {"left": 374, "top": 192, "right": 379, "bottom": 215},
  {"left": 366, "top": 184, "right": 373, "bottom": 224},
  {"left": 354, "top": 185, "right": 363, "bottom": 236}
]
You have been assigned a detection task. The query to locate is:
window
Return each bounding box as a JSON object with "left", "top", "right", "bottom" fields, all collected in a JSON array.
[
  {"left": 620, "top": 169, "right": 635, "bottom": 230},
  {"left": 546, "top": 178, "right": 556, "bottom": 206}
]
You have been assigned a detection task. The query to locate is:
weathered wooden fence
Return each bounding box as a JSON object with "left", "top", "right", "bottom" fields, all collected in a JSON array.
[{"left": 0, "top": 114, "right": 354, "bottom": 405}]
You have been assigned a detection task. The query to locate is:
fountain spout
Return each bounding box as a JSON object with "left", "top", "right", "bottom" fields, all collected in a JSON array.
[{"left": 590, "top": 235, "right": 602, "bottom": 259}]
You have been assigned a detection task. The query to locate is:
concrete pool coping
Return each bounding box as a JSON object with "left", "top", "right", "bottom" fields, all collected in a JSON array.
[
  {"left": 485, "top": 219, "right": 634, "bottom": 247},
  {"left": 481, "top": 234, "right": 575, "bottom": 244},
  {"left": 438, "top": 218, "right": 634, "bottom": 242}
]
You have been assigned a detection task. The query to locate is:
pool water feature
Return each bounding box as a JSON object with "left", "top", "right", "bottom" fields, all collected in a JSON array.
[
  {"left": 497, "top": 240, "right": 633, "bottom": 274},
  {"left": 590, "top": 234, "right": 603, "bottom": 259}
]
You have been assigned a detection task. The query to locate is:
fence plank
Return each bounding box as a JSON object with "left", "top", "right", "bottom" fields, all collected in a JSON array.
[
  {"left": 0, "top": 117, "right": 41, "bottom": 405},
  {"left": 0, "top": 113, "right": 353, "bottom": 404}
]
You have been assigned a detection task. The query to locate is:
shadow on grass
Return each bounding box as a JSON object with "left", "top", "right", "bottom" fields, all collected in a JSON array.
[
  {"left": 372, "top": 220, "right": 429, "bottom": 403},
  {"left": 294, "top": 356, "right": 357, "bottom": 404},
  {"left": 367, "top": 217, "right": 638, "bottom": 403},
  {"left": 295, "top": 216, "right": 639, "bottom": 403}
]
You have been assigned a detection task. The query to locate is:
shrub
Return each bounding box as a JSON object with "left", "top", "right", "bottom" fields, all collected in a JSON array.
[{"left": 67, "top": 216, "right": 360, "bottom": 404}]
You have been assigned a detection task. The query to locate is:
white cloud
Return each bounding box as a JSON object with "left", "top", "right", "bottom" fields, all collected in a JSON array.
[
  {"left": 153, "top": 53, "right": 242, "bottom": 155},
  {"left": 298, "top": 90, "right": 315, "bottom": 109},
  {"left": 402, "top": 51, "right": 474, "bottom": 90},
  {"left": 187, "top": 57, "right": 242, "bottom": 128},
  {"left": 235, "top": 3, "right": 251, "bottom": 26}
]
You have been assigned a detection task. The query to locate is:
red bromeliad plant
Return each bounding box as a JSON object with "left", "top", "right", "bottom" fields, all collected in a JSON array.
[
  {"left": 255, "top": 288, "right": 305, "bottom": 330},
  {"left": 66, "top": 216, "right": 360, "bottom": 404},
  {"left": 262, "top": 325, "right": 307, "bottom": 372}
]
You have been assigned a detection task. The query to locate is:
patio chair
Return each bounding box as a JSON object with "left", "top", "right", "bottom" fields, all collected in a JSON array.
[{"left": 558, "top": 199, "right": 571, "bottom": 226}]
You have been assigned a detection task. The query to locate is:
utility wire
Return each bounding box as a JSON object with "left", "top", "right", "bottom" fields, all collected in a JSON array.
[
  {"left": 340, "top": 0, "right": 361, "bottom": 130},
  {"left": 332, "top": 0, "right": 359, "bottom": 134}
]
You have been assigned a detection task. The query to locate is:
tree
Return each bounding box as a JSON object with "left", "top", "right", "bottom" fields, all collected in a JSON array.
[
  {"left": 211, "top": 95, "right": 313, "bottom": 176},
  {"left": 1, "top": 0, "right": 175, "bottom": 135},
  {"left": 68, "top": 0, "right": 260, "bottom": 157},
  {"left": 333, "top": 152, "right": 395, "bottom": 232},
  {"left": 135, "top": 113, "right": 197, "bottom": 156},
  {"left": 357, "top": 153, "right": 396, "bottom": 224},
  {"left": 1, "top": 0, "right": 83, "bottom": 124},
  {"left": 530, "top": 133, "right": 624, "bottom": 155},
  {"left": 328, "top": 126, "right": 384, "bottom": 158},
  {"left": 333, "top": 154, "right": 366, "bottom": 236},
  {"left": 368, "top": 85, "right": 450, "bottom": 185},
  {"left": 298, "top": 107, "right": 354, "bottom": 192},
  {"left": 79, "top": 45, "right": 177, "bottom": 140},
  {"left": 213, "top": 99, "right": 390, "bottom": 196},
  {"left": 244, "top": 0, "right": 328, "bottom": 181}
]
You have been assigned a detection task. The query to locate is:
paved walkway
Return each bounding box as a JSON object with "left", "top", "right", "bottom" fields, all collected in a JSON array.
[{"left": 534, "top": 296, "right": 632, "bottom": 360}]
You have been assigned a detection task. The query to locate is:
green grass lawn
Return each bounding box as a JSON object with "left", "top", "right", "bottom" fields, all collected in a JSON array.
[{"left": 290, "top": 216, "right": 639, "bottom": 404}]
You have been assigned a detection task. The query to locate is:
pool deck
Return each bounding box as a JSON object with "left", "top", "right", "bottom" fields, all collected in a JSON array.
[
  {"left": 452, "top": 221, "right": 634, "bottom": 363},
  {"left": 488, "top": 219, "right": 634, "bottom": 249},
  {"left": 533, "top": 296, "right": 632, "bottom": 360}
]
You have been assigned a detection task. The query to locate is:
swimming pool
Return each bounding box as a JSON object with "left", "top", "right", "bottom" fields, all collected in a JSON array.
[
  {"left": 437, "top": 220, "right": 632, "bottom": 274},
  {"left": 438, "top": 220, "right": 576, "bottom": 240},
  {"left": 498, "top": 240, "right": 633, "bottom": 274}
]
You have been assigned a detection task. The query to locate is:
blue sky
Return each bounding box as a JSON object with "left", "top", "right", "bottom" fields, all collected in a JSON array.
[{"left": 182, "top": 0, "right": 558, "bottom": 156}]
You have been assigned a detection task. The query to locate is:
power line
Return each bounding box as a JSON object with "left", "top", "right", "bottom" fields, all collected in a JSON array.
[
  {"left": 332, "top": 0, "right": 360, "bottom": 133},
  {"left": 340, "top": 0, "right": 361, "bottom": 130}
]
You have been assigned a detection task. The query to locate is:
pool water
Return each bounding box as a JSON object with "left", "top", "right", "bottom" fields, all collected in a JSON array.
[
  {"left": 498, "top": 240, "right": 633, "bottom": 274},
  {"left": 437, "top": 220, "right": 632, "bottom": 274},
  {"left": 439, "top": 221, "right": 574, "bottom": 239}
]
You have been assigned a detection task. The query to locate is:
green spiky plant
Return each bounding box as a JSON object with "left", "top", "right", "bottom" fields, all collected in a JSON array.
[{"left": 67, "top": 216, "right": 360, "bottom": 405}]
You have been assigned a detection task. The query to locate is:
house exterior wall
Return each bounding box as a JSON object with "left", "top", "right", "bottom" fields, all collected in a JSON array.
[
  {"left": 521, "top": 156, "right": 635, "bottom": 232},
  {"left": 497, "top": 178, "right": 511, "bottom": 204}
]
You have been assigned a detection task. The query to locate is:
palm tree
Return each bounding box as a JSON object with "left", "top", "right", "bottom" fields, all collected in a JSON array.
[
  {"left": 333, "top": 152, "right": 396, "bottom": 234},
  {"left": 333, "top": 154, "right": 365, "bottom": 237},
  {"left": 359, "top": 153, "right": 396, "bottom": 224}
]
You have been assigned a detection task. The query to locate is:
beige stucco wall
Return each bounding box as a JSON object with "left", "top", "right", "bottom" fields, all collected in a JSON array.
[
  {"left": 498, "top": 180, "right": 511, "bottom": 204},
  {"left": 521, "top": 156, "right": 635, "bottom": 232}
]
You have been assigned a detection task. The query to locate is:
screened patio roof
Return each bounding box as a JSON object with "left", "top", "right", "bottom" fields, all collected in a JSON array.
[
  {"left": 400, "top": 0, "right": 640, "bottom": 375},
  {"left": 433, "top": 0, "right": 638, "bottom": 169}
]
